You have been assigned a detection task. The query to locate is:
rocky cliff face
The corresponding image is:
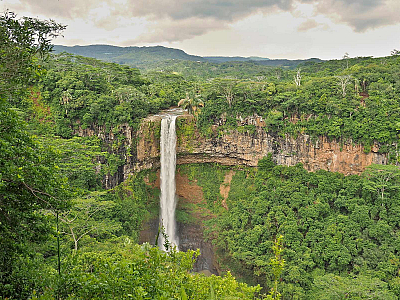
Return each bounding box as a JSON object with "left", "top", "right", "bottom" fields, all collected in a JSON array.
[
  {"left": 75, "top": 113, "right": 388, "bottom": 188},
  {"left": 132, "top": 114, "right": 387, "bottom": 179}
]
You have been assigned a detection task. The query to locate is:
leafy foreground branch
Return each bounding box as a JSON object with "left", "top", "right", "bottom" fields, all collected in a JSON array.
[{"left": 30, "top": 240, "right": 261, "bottom": 299}]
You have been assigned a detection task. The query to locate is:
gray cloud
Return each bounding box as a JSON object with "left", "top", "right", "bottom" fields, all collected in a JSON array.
[
  {"left": 297, "top": 19, "right": 319, "bottom": 31},
  {"left": 127, "top": 17, "right": 227, "bottom": 43},
  {"left": 122, "top": 0, "right": 292, "bottom": 21},
  {"left": 9, "top": 0, "right": 292, "bottom": 21},
  {"left": 94, "top": 15, "right": 122, "bottom": 31},
  {"left": 309, "top": 0, "right": 400, "bottom": 32},
  {"left": 112, "top": 0, "right": 290, "bottom": 43},
  {"left": 6, "top": 0, "right": 109, "bottom": 19},
  {"left": 6, "top": 0, "right": 400, "bottom": 42}
]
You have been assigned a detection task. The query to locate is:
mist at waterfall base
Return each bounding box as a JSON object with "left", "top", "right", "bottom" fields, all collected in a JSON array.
[{"left": 158, "top": 115, "right": 179, "bottom": 251}]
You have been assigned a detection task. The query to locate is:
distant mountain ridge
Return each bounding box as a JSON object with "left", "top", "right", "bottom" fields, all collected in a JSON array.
[
  {"left": 52, "top": 44, "right": 322, "bottom": 68},
  {"left": 205, "top": 56, "right": 270, "bottom": 63},
  {"left": 52, "top": 44, "right": 205, "bottom": 65}
]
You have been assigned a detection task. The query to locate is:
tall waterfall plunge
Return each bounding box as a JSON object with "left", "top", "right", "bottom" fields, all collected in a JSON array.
[{"left": 159, "top": 115, "right": 179, "bottom": 251}]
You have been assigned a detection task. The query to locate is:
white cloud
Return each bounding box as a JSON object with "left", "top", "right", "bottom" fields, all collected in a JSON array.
[{"left": 1, "top": 0, "right": 400, "bottom": 58}]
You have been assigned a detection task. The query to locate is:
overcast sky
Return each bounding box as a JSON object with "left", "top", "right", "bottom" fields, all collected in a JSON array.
[{"left": 2, "top": 0, "right": 400, "bottom": 59}]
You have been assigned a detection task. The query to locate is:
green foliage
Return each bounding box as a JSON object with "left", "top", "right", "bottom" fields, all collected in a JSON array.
[
  {"left": 111, "top": 171, "right": 160, "bottom": 241},
  {"left": 53, "top": 44, "right": 206, "bottom": 67},
  {"left": 310, "top": 274, "right": 397, "bottom": 299},
  {"left": 55, "top": 169, "right": 160, "bottom": 252},
  {"left": 0, "top": 10, "right": 65, "bottom": 102},
  {"left": 1, "top": 254, "right": 56, "bottom": 299},
  {"left": 267, "top": 235, "right": 285, "bottom": 300},
  {"left": 183, "top": 161, "right": 400, "bottom": 298},
  {"left": 176, "top": 117, "right": 197, "bottom": 151},
  {"left": 58, "top": 191, "right": 122, "bottom": 251},
  {"left": 176, "top": 207, "right": 196, "bottom": 225},
  {"left": 178, "top": 164, "right": 227, "bottom": 210},
  {"left": 362, "top": 164, "right": 400, "bottom": 202},
  {"left": 0, "top": 11, "right": 69, "bottom": 299},
  {"left": 0, "top": 101, "right": 70, "bottom": 297},
  {"left": 52, "top": 44, "right": 319, "bottom": 75},
  {"left": 178, "top": 91, "right": 204, "bottom": 116},
  {"left": 6, "top": 11, "right": 400, "bottom": 300},
  {"left": 37, "top": 53, "right": 191, "bottom": 137},
  {"left": 39, "top": 135, "right": 122, "bottom": 191},
  {"left": 30, "top": 241, "right": 261, "bottom": 299}
]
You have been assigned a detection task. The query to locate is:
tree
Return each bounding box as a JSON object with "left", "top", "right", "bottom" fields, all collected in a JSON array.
[
  {"left": 266, "top": 235, "right": 285, "bottom": 300},
  {"left": 343, "top": 52, "right": 350, "bottom": 68},
  {"left": 294, "top": 69, "right": 301, "bottom": 87},
  {"left": 391, "top": 49, "right": 400, "bottom": 56},
  {"left": 363, "top": 164, "right": 400, "bottom": 203},
  {"left": 311, "top": 274, "right": 396, "bottom": 300},
  {"left": 58, "top": 191, "right": 121, "bottom": 251},
  {"left": 178, "top": 91, "right": 204, "bottom": 116},
  {"left": 0, "top": 11, "right": 67, "bottom": 299},
  {"left": 0, "top": 10, "right": 66, "bottom": 103},
  {"left": 335, "top": 74, "right": 352, "bottom": 97},
  {"left": 0, "top": 97, "right": 69, "bottom": 298},
  {"left": 274, "top": 68, "right": 282, "bottom": 80},
  {"left": 213, "top": 78, "right": 237, "bottom": 108}
]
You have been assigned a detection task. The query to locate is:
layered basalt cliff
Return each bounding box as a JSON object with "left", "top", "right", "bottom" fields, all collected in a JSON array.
[
  {"left": 132, "top": 114, "right": 387, "bottom": 178},
  {"left": 74, "top": 113, "right": 388, "bottom": 189}
]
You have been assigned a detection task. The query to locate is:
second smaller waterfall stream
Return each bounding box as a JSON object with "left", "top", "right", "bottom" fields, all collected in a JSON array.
[{"left": 159, "top": 115, "right": 179, "bottom": 251}]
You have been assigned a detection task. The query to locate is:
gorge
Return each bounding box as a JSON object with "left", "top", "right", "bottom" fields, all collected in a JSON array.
[{"left": 73, "top": 111, "right": 390, "bottom": 276}]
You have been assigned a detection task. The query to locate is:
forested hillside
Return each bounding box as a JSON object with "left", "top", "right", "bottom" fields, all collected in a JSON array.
[
  {"left": 53, "top": 44, "right": 206, "bottom": 66},
  {"left": 42, "top": 50, "right": 400, "bottom": 159},
  {"left": 176, "top": 160, "right": 400, "bottom": 298},
  {"left": 2, "top": 10, "right": 400, "bottom": 300},
  {"left": 53, "top": 44, "right": 321, "bottom": 71}
]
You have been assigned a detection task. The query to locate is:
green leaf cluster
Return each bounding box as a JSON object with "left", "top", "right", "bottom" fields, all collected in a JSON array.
[{"left": 30, "top": 241, "right": 261, "bottom": 299}]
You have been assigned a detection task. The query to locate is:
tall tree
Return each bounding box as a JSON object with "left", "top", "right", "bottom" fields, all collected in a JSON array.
[
  {"left": 335, "top": 74, "right": 352, "bottom": 97},
  {"left": 294, "top": 68, "right": 301, "bottom": 87},
  {"left": 178, "top": 91, "right": 204, "bottom": 116},
  {"left": 363, "top": 164, "right": 400, "bottom": 203},
  {"left": 0, "top": 11, "right": 68, "bottom": 298},
  {"left": 0, "top": 10, "right": 66, "bottom": 103}
]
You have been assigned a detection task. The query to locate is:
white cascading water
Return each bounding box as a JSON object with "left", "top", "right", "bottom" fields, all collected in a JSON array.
[{"left": 159, "top": 115, "right": 179, "bottom": 251}]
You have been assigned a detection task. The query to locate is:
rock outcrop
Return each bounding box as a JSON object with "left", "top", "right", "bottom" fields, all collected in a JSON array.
[
  {"left": 131, "top": 114, "right": 387, "bottom": 179},
  {"left": 75, "top": 113, "right": 388, "bottom": 188}
]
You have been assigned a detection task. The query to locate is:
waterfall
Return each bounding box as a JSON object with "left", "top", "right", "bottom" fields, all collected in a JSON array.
[{"left": 159, "top": 115, "right": 179, "bottom": 251}]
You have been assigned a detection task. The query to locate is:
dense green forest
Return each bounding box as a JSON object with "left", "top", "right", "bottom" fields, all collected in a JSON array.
[
  {"left": 2, "top": 10, "right": 400, "bottom": 299},
  {"left": 177, "top": 160, "right": 400, "bottom": 299}
]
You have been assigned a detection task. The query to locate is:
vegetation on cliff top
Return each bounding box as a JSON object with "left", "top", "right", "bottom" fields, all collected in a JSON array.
[{"left": 37, "top": 49, "right": 400, "bottom": 160}]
